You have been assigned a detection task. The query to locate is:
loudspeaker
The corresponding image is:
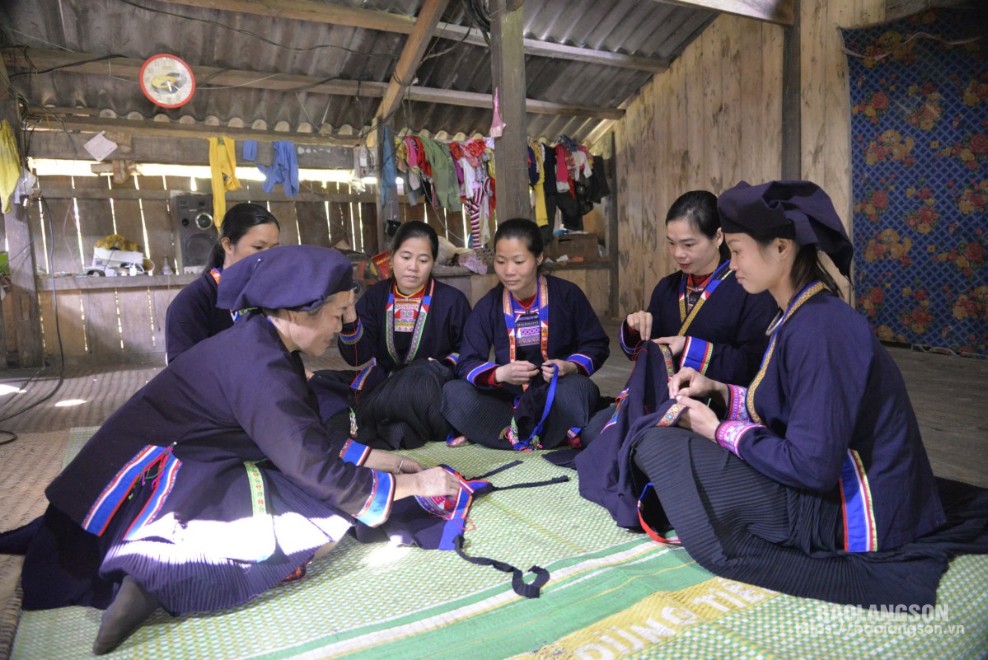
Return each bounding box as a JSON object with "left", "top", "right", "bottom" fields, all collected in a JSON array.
[{"left": 172, "top": 193, "right": 216, "bottom": 272}]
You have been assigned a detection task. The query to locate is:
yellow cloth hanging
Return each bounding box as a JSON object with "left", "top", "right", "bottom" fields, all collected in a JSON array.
[
  {"left": 208, "top": 137, "right": 241, "bottom": 228},
  {"left": 530, "top": 140, "right": 548, "bottom": 227},
  {"left": 0, "top": 120, "right": 23, "bottom": 214}
]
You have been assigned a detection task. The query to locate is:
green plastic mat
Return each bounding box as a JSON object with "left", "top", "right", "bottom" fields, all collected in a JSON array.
[{"left": 11, "top": 429, "right": 987, "bottom": 658}]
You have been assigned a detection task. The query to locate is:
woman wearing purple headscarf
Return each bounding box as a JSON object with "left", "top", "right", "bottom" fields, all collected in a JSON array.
[
  {"left": 0, "top": 245, "right": 460, "bottom": 654},
  {"left": 630, "top": 180, "right": 988, "bottom": 607}
]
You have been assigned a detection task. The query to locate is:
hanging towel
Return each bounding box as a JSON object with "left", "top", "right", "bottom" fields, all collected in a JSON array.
[
  {"left": 259, "top": 141, "right": 300, "bottom": 196},
  {"left": 208, "top": 137, "right": 242, "bottom": 228},
  {"left": 242, "top": 140, "right": 258, "bottom": 162},
  {"left": 0, "top": 120, "right": 22, "bottom": 214},
  {"left": 419, "top": 137, "right": 462, "bottom": 212}
]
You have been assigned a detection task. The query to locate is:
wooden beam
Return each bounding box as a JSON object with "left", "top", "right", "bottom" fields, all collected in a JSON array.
[
  {"left": 35, "top": 188, "right": 375, "bottom": 204},
  {"left": 377, "top": 0, "right": 450, "bottom": 122},
  {"left": 885, "top": 0, "right": 972, "bottom": 21},
  {"left": 154, "top": 0, "right": 670, "bottom": 72},
  {"left": 490, "top": 0, "right": 529, "bottom": 226},
  {"left": 8, "top": 50, "right": 624, "bottom": 121},
  {"left": 26, "top": 129, "right": 354, "bottom": 167},
  {"left": 649, "top": 0, "right": 794, "bottom": 26},
  {"left": 781, "top": 0, "right": 800, "bottom": 179}
]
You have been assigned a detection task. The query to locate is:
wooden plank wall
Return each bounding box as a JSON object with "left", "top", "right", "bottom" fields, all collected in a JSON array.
[
  {"left": 613, "top": 0, "right": 885, "bottom": 316},
  {"left": 26, "top": 176, "right": 413, "bottom": 365}
]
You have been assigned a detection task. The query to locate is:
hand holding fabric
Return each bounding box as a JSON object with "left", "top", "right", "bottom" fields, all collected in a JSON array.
[
  {"left": 495, "top": 360, "right": 539, "bottom": 386},
  {"left": 541, "top": 359, "right": 574, "bottom": 381},
  {"left": 654, "top": 335, "right": 686, "bottom": 357},
  {"left": 673, "top": 395, "right": 720, "bottom": 439},
  {"left": 625, "top": 310, "right": 653, "bottom": 341}
]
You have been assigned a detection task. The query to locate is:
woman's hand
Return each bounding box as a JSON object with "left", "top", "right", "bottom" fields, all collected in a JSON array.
[
  {"left": 654, "top": 335, "right": 686, "bottom": 358},
  {"left": 395, "top": 466, "right": 461, "bottom": 499},
  {"left": 364, "top": 450, "right": 422, "bottom": 474},
  {"left": 342, "top": 301, "right": 358, "bottom": 324},
  {"left": 495, "top": 360, "right": 539, "bottom": 386},
  {"left": 673, "top": 396, "right": 720, "bottom": 440},
  {"left": 541, "top": 359, "right": 576, "bottom": 381},
  {"left": 668, "top": 367, "right": 728, "bottom": 406},
  {"left": 625, "top": 310, "right": 653, "bottom": 340}
]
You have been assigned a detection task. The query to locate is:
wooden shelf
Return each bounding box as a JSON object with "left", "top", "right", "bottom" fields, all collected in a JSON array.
[{"left": 36, "top": 273, "right": 198, "bottom": 292}]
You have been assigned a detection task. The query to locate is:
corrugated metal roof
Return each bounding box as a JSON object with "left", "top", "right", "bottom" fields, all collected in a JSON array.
[{"left": 1, "top": 0, "right": 716, "bottom": 147}]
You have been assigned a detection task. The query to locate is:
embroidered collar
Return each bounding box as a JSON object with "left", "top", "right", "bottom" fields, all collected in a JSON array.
[
  {"left": 678, "top": 261, "right": 732, "bottom": 332},
  {"left": 385, "top": 278, "right": 434, "bottom": 366}
]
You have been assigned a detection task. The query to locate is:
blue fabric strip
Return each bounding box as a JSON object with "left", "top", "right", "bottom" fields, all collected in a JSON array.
[
  {"left": 82, "top": 445, "right": 172, "bottom": 536},
  {"left": 340, "top": 439, "right": 371, "bottom": 466},
  {"left": 355, "top": 470, "right": 394, "bottom": 527}
]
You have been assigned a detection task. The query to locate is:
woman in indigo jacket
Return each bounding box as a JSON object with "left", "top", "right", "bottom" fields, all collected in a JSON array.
[
  {"left": 334, "top": 221, "right": 471, "bottom": 448},
  {"left": 164, "top": 202, "right": 280, "bottom": 363},
  {"left": 632, "top": 180, "right": 988, "bottom": 607},
  {"left": 621, "top": 190, "right": 777, "bottom": 385},
  {"left": 442, "top": 218, "right": 610, "bottom": 450},
  {"left": 0, "top": 246, "right": 460, "bottom": 654}
]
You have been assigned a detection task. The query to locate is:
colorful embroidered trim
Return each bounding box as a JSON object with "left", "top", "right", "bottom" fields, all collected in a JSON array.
[
  {"left": 725, "top": 385, "right": 751, "bottom": 422},
  {"left": 338, "top": 319, "right": 364, "bottom": 345},
  {"left": 715, "top": 420, "right": 762, "bottom": 457},
  {"left": 355, "top": 470, "right": 395, "bottom": 527},
  {"left": 444, "top": 352, "right": 460, "bottom": 366},
  {"left": 746, "top": 281, "right": 827, "bottom": 424},
  {"left": 82, "top": 444, "right": 174, "bottom": 536},
  {"left": 122, "top": 451, "right": 182, "bottom": 541},
  {"left": 677, "top": 261, "right": 732, "bottom": 331},
  {"left": 340, "top": 438, "right": 371, "bottom": 466},
  {"left": 655, "top": 402, "right": 685, "bottom": 427},
  {"left": 680, "top": 336, "right": 713, "bottom": 374},
  {"left": 838, "top": 449, "right": 878, "bottom": 552},
  {"left": 385, "top": 279, "right": 434, "bottom": 365},
  {"left": 349, "top": 358, "right": 377, "bottom": 392},
  {"left": 503, "top": 275, "right": 550, "bottom": 382}
]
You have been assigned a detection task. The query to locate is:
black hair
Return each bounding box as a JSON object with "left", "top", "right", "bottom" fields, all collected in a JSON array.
[
  {"left": 665, "top": 190, "right": 729, "bottom": 261},
  {"left": 494, "top": 218, "right": 544, "bottom": 258},
  {"left": 752, "top": 237, "right": 844, "bottom": 300},
  {"left": 391, "top": 220, "right": 439, "bottom": 259},
  {"left": 209, "top": 203, "right": 280, "bottom": 269}
]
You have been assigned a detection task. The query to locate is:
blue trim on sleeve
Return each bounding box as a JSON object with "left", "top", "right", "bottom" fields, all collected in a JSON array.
[
  {"left": 340, "top": 439, "right": 371, "bottom": 466},
  {"left": 466, "top": 361, "right": 498, "bottom": 385},
  {"left": 566, "top": 353, "right": 595, "bottom": 376},
  {"left": 680, "top": 336, "right": 712, "bottom": 373},
  {"left": 355, "top": 470, "right": 394, "bottom": 527},
  {"left": 444, "top": 352, "right": 460, "bottom": 366}
]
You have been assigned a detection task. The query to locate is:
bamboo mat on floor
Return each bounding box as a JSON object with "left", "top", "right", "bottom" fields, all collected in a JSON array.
[
  {"left": 7, "top": 429, "right": 988, "bottom": 659},
  {"left": 0, "top": 430, "right": 69, "bottom": 660}
]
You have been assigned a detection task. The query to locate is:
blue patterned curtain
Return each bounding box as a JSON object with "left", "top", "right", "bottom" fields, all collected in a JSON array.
[{"left": 842, "top": 10, "right": 987, "bottom": 357}]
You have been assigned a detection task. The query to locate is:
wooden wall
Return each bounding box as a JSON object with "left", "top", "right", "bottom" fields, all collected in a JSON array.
[{"left": 612, "top": 0, "right": 885, "bottom": 315}]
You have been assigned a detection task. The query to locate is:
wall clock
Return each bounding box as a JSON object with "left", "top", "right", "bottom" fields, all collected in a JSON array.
[{"left": 139, "top": 54, "right": 196, "bottom": 109}]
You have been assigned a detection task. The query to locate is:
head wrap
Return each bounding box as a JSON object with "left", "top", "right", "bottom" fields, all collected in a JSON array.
[
  {"left": 718, "top": 180, "right": 853, "bottom": 276},
  {"left": 216, "top": 245, "right": 353, "bottom": 312}
]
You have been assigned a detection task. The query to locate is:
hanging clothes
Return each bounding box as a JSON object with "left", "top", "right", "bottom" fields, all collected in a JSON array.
[
  {"left": 0, "top": 120, "right": 22, "bottom": 214},
  {"left": 208, "top": 137, "right": 241, "bottom": 228},
  {"left": 258, "top": 141, "right": 299, "bottom": 196}
]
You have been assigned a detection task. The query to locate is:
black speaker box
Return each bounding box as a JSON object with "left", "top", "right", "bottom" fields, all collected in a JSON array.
[{"left": 172, "top": 194, "right": 217, "bottom": 272}]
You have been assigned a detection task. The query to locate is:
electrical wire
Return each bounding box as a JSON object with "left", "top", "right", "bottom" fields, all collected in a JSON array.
[{"left": 0, "top": 195, "right": 68, "bottom": 440}]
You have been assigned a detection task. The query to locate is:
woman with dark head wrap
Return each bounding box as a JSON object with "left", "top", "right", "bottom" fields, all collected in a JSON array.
[
  {"left": 0, "top": 245, "right": 461, "bottom": 654},
  {"left": 628, "top": 180, "right": 988, "bottom": 607},
  {"left": 165, "top": 202, "right": 280, "bottom": 363}
]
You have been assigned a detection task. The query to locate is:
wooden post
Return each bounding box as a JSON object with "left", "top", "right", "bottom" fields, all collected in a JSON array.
[
  {"left": 781, "top": 0, "right": 801, "bottom": 179},
  {"left": 375, "top": 121, "right": 400, "bottom": 253},
  {"left": 490, "top": 0, "right": 530, "bottom": 230},
  {"left": 0, "top": 61, "right": 43, "bottom": 367}
]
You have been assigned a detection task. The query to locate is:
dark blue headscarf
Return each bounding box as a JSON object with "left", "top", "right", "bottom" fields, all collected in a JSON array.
[
  {"left": 216, "top": 245, "right": 352, "bottom": 312},
  {"left": 718, "top": 180, "right": 854, "bottom": 276}
]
